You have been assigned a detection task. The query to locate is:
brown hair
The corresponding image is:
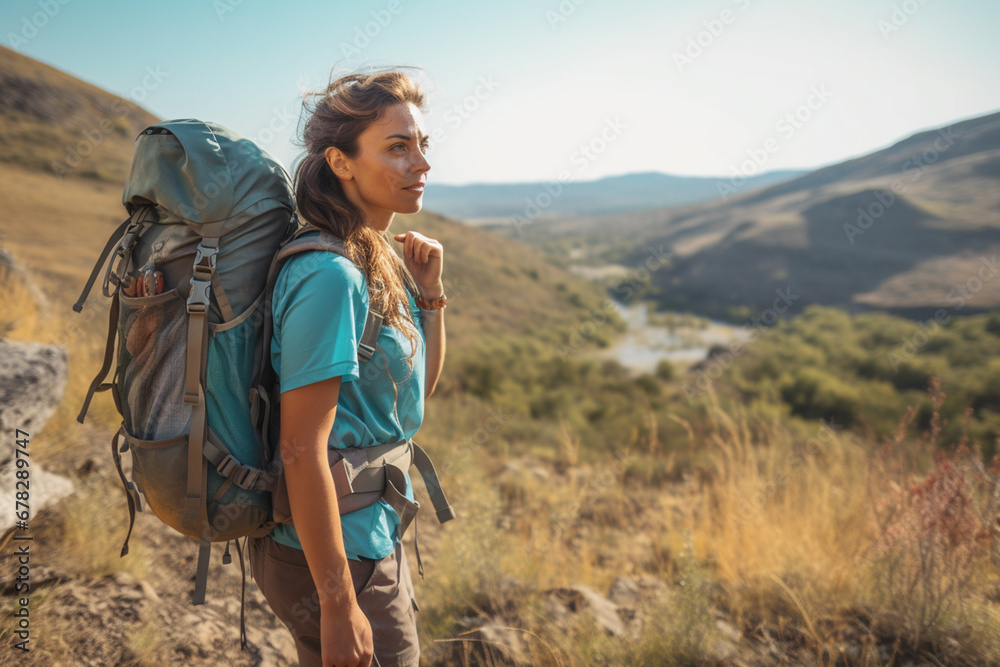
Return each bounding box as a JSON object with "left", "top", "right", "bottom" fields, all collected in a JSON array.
[{"left": 293, "top": 67, "right": 426, "bottom": 381}]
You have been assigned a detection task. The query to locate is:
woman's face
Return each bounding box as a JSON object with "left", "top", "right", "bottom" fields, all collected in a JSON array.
[{"left": 326, "top": 102, "right": 431, "bottom": 232}]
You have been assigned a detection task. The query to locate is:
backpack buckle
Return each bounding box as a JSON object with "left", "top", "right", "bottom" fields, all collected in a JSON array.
[
  {"left": 192, "top": 241, "right": 218, "bottom": 279},
  {"left": 187, "top": 278, "right": 211, "bottom": 313},
  {"left": 236, "top": 467, "right": 260, "bottom": 490},
  {"left": 217, "top": 454, "right": 239, "bottom": 478}
]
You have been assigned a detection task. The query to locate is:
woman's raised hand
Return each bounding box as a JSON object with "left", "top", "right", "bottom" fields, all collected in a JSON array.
[{"left": 393, "top": 231, "right": 443, "bottom": 296}]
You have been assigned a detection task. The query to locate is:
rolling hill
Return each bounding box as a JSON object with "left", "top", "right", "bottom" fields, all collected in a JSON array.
[
  {"left": 0, "top": 44, "right": 158, "bottom": 183},
  {"left": 0, "top": 46, "right": 614, "bottom": 351},
  {"left": 521, "top": 109, "right": 1000, "bottom": 320}
]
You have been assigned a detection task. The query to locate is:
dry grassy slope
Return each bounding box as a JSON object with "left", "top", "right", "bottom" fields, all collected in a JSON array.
[
  {"left": 0, "top": 46, "right": 608, "bottom": 355},
  {"left": 0, "top": 45, "right": 158, "bottom": 183},
  {"left": 0, "top": 156, "right": 607, "bottom": 359},
  {"left": 534, "top": 110, "right": 1000, "bottom": 319}
]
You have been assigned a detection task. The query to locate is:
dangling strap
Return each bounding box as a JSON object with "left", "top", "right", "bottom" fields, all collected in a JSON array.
[
  {"left": 77, "top": 290, "right": 121, "bottom": 424},
  {"left": 382, "top": 464, "right": 419, "bottom": 536},
  {"left": 413, "top": 512, "right": 423, "bottom": 579},
  {"left": 395, "top": 538, "right": 404, "bottom": 599},
  {"left": 411, "top": 441, "right": 457, "bottom": 523},
  {"left": 236, "top": 537, "right": 249, "bottom": 651},
  {"left": 193, "top": 540, "right": 211, "bottom": 605},
  {"left": 73, "top": 216, "right": 133, "bottom": 313},
  {"left": 110, "top": 425, "right": 136, "bottom": 558}
]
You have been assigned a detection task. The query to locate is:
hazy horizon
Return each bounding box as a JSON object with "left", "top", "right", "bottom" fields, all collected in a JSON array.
[{"left": 2, "top": 0, "right": 998, "bottom": 186}]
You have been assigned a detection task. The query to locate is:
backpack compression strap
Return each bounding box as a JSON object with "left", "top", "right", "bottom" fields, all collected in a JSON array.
[
  {"left": 186, "top": 237, "right": 219, "bottom": 605},
  {"left": 72, "top": 207, "right": 154, "bottom": 314},
  {"left": 75, "top": 209, "right": 155, "bottom": 424}
]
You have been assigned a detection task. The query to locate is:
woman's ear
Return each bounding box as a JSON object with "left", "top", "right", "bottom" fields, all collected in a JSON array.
[{"left": 324, "top": 146, "right": 352, "bottom": 181}]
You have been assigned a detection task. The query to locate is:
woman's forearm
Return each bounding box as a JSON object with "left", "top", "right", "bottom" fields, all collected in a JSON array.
[
  {"left": 279, "top": 377, "right": 356, "bottom": 611},
  {"left": 421, "top": 305, "right": 445, "bottom": 398},
  {"left": 283, "top": 441, "right": 356, "bottom": 609}
]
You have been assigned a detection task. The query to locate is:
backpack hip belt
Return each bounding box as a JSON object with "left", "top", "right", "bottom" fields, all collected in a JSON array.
[
  {"left": 271, "top": 436, "right": 456, "bottom": 578},
  {"left": 111, "top": 424, "right": 456, "bottom": 579}
]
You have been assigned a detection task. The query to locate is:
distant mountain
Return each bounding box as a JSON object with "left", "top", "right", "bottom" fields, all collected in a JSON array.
[
  {"left": 525, "top": 110, "right": 1000, "bottom": 320},
  {"left": 422, "top": 169, "right": 806, "bottom": 222}
]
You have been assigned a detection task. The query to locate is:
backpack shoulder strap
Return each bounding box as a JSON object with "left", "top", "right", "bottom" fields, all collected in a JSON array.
[{"left": 263, "top": 225, "right": 384, "bottom": 361}]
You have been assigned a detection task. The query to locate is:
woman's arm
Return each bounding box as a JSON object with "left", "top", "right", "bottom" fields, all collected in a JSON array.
[
  {"left": 420, "top": 290, "right": 446, "bottom": 399},
  {"left": 280, "top": 376, "right": 374, "bottom": 667},
  {"left": 393, "top": 230, "right": 446, "bottom": 398}
]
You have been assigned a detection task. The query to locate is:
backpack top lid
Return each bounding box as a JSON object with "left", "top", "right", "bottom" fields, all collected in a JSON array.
[{"left": 122, "top": 118, "right": 294, "bottom": 224}]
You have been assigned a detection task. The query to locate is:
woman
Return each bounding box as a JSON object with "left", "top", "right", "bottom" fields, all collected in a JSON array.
[{"left": 249, "top": 68, "right": 445, "bottom": 667}]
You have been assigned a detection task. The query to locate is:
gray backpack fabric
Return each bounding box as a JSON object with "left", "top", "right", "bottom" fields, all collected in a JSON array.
[{"left": 72, "top": 119, "right": 455, "bottom": 650}]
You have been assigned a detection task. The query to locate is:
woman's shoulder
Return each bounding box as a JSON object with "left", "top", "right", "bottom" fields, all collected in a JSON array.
[{"left": 277, "top": 249, "right": 367, "bottom": 293}]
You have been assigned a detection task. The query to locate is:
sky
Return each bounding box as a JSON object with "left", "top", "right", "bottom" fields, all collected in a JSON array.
[{"left": 3, "top": 0, "right": 998, "bottom": 186}]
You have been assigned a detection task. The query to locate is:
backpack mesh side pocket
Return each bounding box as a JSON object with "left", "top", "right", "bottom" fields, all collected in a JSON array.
[{"left": 117, "top": 288, "right": 191, "bottom": 440}]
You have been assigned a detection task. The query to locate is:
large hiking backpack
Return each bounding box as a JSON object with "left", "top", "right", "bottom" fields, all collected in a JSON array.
[{"left": 73, "top": 119, "right": 455, "bottom": 649}]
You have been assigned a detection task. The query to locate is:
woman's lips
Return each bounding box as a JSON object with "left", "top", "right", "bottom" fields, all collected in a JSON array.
[{"left": 403, "top": 183, "right": 425, "bottom": 192}]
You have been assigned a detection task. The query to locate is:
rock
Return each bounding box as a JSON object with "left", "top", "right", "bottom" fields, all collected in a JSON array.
[
  {"left": 541, "top": 594, "right": 570, "bottom": 624},
  {"left": 0, "top": 463, "right": 74, "bottom": 532},
  {"left": 139, "top": 581, "right": 161, "bottom": 603},
  {"left": 548, "top": 584, "right": 625, "bottom": 637},
  {"left": 447, "top": 614, "right": 532, "bottom": 666},
  {"left": 117, "top": 587, "right": 144, "bottom": 602},
  {"left": 0, "top": 338, "right": 67, "bottom": 435},
  {"left": 0, "top": 338, "right": 73, "bottom": 533},
  {"left": 608, "top": 576, "right": 642, "bottom": 608},
  {"left": 111, "top": 571, "right": 136, "bottom": 586},
  {"left": 474, "top": 619, "right": 530, "bottom": 665},
  {"left": 635, "top": 573, "right": 670, "bottom": 599},
  {"left": 716, "top": 619, "right": 742, "bottom": 643}
]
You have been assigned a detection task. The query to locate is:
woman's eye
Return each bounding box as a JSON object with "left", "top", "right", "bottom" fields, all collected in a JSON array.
[{"left": 392, "top": 141, "right": 430, "bottom": 152}]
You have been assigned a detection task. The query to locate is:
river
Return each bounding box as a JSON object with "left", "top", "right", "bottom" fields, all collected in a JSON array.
[{"left": 595, "top": 298, "right": 751, "bottom": 376}]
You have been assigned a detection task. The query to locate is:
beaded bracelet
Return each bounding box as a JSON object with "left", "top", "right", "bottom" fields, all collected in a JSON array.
[{"left": 415, "top": 293, "right": 447, "bottom": 310}]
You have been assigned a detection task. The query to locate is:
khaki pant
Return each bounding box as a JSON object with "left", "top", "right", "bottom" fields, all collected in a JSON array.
[{"left": 249, "top": 534, "right": 420, "bottom": 667}]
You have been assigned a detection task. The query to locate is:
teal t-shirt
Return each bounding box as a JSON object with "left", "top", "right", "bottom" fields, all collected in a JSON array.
[{"left": 269, "top": 235, "right": 424, "bottom": 561}]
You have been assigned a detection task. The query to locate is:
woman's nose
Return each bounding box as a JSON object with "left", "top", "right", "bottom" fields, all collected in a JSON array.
[{"left": 413, "top": 153, "right": 430, "bottom": 172}]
